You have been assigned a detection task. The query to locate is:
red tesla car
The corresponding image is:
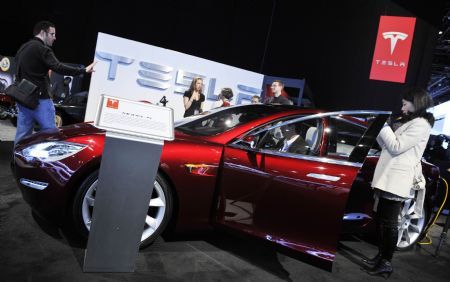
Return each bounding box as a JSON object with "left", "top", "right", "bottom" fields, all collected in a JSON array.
[{"left": 12, "top": 104, "right": 440, "bottom": 269}]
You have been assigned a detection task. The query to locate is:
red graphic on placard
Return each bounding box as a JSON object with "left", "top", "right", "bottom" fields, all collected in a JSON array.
[
  {"left": 369, "top": 16, "right": 416, "bottom": 83},
  {"left": 106, "top": 98, "right": 119, "bottom": 109}
]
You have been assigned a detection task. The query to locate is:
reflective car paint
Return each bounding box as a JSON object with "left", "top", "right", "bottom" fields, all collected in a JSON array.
[{"left": 12, "top": 105, "right": 438, "bottom": 270}]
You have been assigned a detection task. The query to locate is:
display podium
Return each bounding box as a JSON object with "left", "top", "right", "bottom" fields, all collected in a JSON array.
[{"left": 83, "top": 95, "right": 173, "bottom": 272}]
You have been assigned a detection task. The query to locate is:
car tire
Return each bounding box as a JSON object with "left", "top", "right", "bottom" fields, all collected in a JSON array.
[
  {"left": 396, "top": 200, "right": 428, "bottom": 251},
  {"left": 55, "top": 111, "right": 63, "bottom": 127},
  {"left": 72, "top": 170, "right": 174, "bottom": 248}
]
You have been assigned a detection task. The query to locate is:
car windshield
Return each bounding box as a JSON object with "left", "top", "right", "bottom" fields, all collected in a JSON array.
[{"left": 176, "top": 104, "right": 288, "bottom": 136}]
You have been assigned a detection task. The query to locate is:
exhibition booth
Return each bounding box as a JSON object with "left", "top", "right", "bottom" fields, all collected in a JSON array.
[{"left": 0, "top": 5, "right": 449, "bottom": 281}]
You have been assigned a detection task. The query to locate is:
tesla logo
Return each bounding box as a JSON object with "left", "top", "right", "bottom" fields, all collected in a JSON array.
[
  {"left": 382, "top": 32, "right": 408, "bottom": 55},
  {"left": 370, "top": 16, "right": 416, "bottom": 83},
  {"left": 106, "top": 98, "right": 119, "bottom": 109}
]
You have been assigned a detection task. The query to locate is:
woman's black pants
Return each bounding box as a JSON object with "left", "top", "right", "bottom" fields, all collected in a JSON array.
[{"left": 375, "top": 197, "right": 403, "bottom": 261}]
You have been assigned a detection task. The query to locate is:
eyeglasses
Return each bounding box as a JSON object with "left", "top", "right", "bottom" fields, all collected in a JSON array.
[{"left": 46, "top": 32, "right": 56, "bottom": 37}]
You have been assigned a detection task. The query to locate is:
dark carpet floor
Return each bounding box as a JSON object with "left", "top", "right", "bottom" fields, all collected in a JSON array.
[{"left": 1, "top": 140, "right": 449, "bottom": 281}]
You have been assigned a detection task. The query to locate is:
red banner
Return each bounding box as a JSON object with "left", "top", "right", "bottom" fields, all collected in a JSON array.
[{"left": 369, "top": 16, "right": 416, "bottom": 83}]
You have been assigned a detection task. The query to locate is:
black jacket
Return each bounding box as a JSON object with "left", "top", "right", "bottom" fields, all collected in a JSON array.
[
  {"left": 276, "top": 136, "right": 310, "bottom": 154},
  {"left": 15, "top": 38, "right": 85, "bottom": 99},
  {"left": 264, "top": 95, "right": 293, "bottom": 105}
]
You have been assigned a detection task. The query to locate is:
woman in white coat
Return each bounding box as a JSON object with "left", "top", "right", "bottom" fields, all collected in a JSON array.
[{"left": 362, "top": 89, "right": 434, "bottom": 278}]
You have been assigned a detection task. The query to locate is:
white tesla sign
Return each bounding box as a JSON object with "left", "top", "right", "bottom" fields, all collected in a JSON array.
[{"left": 86, "top": 33, "right": 264, "bottom": 121}]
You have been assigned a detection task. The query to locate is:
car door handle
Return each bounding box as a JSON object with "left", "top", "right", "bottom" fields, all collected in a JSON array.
[{"left": 306, "top": 173, "right": 341, "bottom": 182}]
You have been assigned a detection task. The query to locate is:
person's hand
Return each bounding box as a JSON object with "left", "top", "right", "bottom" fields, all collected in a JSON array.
[
  {"left": 386, "top": 116, "right": 392, "bottom": 126},
  {"left": 85, "top": 61, "right": 98, "bottom": 73}
]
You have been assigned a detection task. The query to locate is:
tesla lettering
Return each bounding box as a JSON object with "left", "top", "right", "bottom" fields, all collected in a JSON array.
[
  {"left": 137, "top": 61, "right": 173, "bottom": 90},
  {"left": 96, "top": 51, "right": 134, "bottom": 80},
  {"left": 174, "top": 70, "right": 206, "bottom": 94},
  {"left": 237, "top": 84, "right": 261, "bottom": 104},
  {"left": 375, "top": 60, "right": 406, "bottom": 67},
  {"left": 382, "top": 31, "right": 408, "bottom": 55},
  {"left": 96, "top": 51, "right": 261, "bottom": 103}
]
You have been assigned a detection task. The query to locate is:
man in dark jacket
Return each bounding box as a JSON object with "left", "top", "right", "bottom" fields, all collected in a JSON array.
[
  {"left": 264, "top": 80, "right": 293, "bottom": 105},
  {"left": 277, "top": 124, "right": 309, "bottom": 154},
  {"left": 14, "top": 20, "right": 96, "bottom": 145}
]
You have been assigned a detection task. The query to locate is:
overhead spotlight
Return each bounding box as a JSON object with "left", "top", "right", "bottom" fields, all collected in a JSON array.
[{"left": 438, "top": 31, "right": 443, "bottom": 35}]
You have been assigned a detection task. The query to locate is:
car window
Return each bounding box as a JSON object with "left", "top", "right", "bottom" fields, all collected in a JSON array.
[
  {"left": 325, "top": 114, "right": 376, "bottom": 161},
  {"left": 176, "top": 105, "right": 282, "bottom": 136},
  {"left": 234, "top": 111, "right": 388, "bottom": 164},
  {"left": 254, "top": 117, "right": 323, "bottom": 157},
  {"left": 258, "top": 118, "right": 322, "bottom": 156}
]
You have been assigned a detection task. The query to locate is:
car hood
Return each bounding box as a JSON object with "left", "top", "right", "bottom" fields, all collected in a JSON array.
[
  {"left": 15, "top": 123, "right": 105, "bottom": 149},
  {"left": 15, "top": 122, "right": 216, "bottom": 150}
]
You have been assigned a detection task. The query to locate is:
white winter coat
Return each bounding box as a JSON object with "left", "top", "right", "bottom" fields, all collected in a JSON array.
[{"left": 371, "top": 117, "right": 431, "bottom": 198}]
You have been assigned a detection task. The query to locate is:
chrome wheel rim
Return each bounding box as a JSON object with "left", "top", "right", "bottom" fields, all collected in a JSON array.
[
  {"left": 397, "top": 198, "right": 425, "bottom": 248},
  {"left": 81, "top": 179, "right": 167, "bottom": 242}
]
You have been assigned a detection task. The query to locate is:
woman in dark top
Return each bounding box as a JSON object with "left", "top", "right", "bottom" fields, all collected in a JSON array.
[{"left": 183, "top": 77, "right": 205, "bottom": 117}]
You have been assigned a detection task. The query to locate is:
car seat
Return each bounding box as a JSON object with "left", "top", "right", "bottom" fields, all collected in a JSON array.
[{"left": 305, "top": 126, "right": 318, "bottom": 150}]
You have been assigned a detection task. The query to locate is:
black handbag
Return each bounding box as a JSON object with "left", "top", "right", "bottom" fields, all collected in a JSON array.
[{"left": 5, "top": 79, "right": 39, "bottom": 109}]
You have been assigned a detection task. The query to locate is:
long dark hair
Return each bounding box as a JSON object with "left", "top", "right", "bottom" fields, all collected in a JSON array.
[
  {"left": 188, "top": 77, "right": 203, "bottom": 94},
  {"left": 399, "top": 88, "right": 435, "bottom": 127}
]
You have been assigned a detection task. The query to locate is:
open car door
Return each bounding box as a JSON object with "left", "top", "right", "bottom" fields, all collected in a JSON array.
[{"left": 215, "top": 111, "right": 390, "bottom": 269}]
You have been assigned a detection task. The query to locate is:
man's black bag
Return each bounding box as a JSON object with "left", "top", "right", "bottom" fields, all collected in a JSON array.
[{"left": 5, "top": 78, "right": 39, "bottom": 109}]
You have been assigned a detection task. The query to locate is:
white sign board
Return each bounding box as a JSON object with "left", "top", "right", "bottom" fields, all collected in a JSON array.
[
  {"left": 86, "top": 33, "right": 264, "bottom": 121},
  {"left": 94, "top": 95, "right": 174, "bottom": 143}
]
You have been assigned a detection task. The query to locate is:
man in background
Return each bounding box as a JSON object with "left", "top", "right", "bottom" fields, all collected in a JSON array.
[
  {"left": 264, "top": 80, "right": 293, "bottom": 105},
  {"left": 251, "top": 95, "right": 261, "bottom": 104},
  {"left": 14, "top": 20, "right": 96, "bottom": 145}
]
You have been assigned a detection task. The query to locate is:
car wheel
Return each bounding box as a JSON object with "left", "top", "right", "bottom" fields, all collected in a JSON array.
[
  {"left": 396, "top": 198, "right": 427, "bottom": 251},
  {"left": 55, "top": 111, "right": 63, "bottom": 127},
  {"left": 72, "top": 170, "right": 173, "bottom": 248}
]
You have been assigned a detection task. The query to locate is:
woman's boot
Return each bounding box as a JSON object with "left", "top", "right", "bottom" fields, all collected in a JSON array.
[
  {"left": 361, "top": 221, "right": 384, "bottom": 268},
  {"left": 365, "top": 222, "right": 397, "bottom": 278},
  {"left": 366, "top": 259, "right": 393, "bottom": 279},
  {"left": 361, "top": 252, "right": 382, "bottom": 268}
]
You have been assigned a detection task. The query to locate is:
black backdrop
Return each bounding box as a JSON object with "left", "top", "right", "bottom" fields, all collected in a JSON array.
[{"left": 1, "top": 0, "right": 446, "bottom": 113}]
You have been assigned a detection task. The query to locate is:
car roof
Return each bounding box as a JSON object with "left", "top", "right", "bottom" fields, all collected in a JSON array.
[
  {"left": 175, "top": 104, "right": 321, "bottom": 127},
  {"left": 177, "top": 104, "right": 323, "bottom": 144},
  {"left": 184, "top": 105, "right": 390, "bottom": 145}
]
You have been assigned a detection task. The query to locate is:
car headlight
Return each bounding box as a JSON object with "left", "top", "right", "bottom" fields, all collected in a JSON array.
[{"left": 22, "top": 141, "right": 87, "bottom": 162}]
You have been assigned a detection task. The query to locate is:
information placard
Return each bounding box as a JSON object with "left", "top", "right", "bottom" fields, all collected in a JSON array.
[{"left": 94, "top": 94, "right": 174, "bottom": 141}]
